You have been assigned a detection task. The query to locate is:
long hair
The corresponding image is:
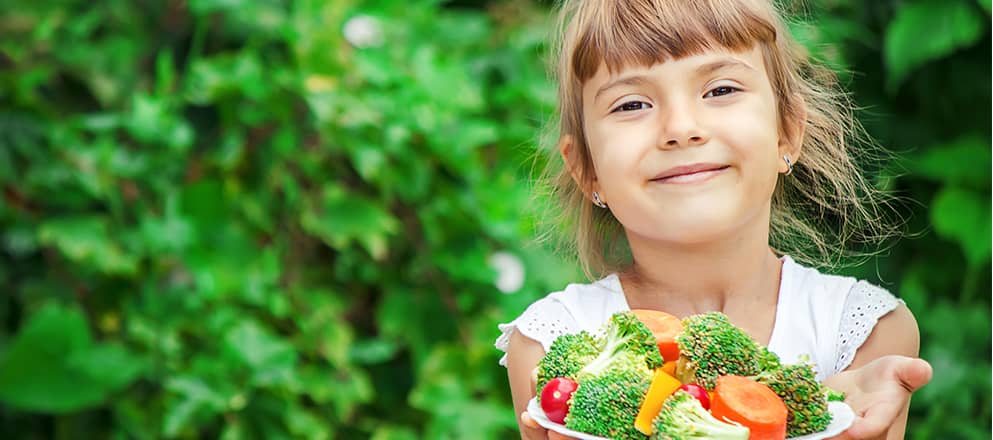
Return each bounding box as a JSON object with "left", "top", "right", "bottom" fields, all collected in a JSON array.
[{"left": 533, "top": 0, "right": 901, "bottom": 280}]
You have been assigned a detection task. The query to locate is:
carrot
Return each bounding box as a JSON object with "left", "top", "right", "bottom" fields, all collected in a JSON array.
[
  {"left": 631, "top": 309, "right": 683, "bottom": 362},
  {"left": 634, "top": 369, "right": 683, "bottom": 435},
  {"left": 711, "top": 375, "right": 788, "bottom": 440}
]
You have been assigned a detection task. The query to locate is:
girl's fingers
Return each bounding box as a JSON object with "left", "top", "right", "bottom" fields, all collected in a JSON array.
[
  {"left": 522, "top": 411, "right": 579, "bottom": 440},
  {"left": 520, "top": 411, "right": 541, "bottom": 429},
  {"left": 844, "top": 400, "right": 903, "bottom": 439}
]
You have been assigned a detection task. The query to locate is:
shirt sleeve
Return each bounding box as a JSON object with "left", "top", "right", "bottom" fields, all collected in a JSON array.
[
  {"left": 832, "top": 280, "right": 904, "bottom": 375},
  {"left": 494, "top": 296, "right": 580, "bottom": 367}
]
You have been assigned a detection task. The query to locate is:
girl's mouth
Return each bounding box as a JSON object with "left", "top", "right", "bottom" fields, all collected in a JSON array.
[{"left": 651, "top": 164, "right": 730, "bottom": 184}]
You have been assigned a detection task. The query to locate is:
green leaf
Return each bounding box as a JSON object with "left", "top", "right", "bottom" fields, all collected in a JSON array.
[
  {"left": 907, "top": 136, "right": 992, "bottom": 186},
  {"left": 348, "top": 338, "right": 398, "bottom": 364},
  {"left": 285, "top": 406, "right": 330, "bottom": 440},
  {"left": 371, "top": 426, "right": 420, "bottom": 440},
  {"left": 162, "top": 397, "right": 204, "bottom": 438},
  {"left": 224, "top": 320, "right": 297, "bottom": 383},
  {"left": 67, "top": 343, "right": 146, "bottom": 392},
  {"left": 930, "top": 186, "right": 992, "bottom": 265},
  {"left": 300, "top": 184, "right": 399, "bottom": 261},
  {"left": 885, "top": 0, "right": 985, "bottom": 91},
  {"left": 0, "top": 303, "right": 142, "bottom": 412},
  {"left": 38, "top": 216, "right": 138, "bottom": 275}
]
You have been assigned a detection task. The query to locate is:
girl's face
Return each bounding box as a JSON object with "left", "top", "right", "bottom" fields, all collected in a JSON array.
[{"left": 579, "top": 45, "right": 796, "bottom": 245}]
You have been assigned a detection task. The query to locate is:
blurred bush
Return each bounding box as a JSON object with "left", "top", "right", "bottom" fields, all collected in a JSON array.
[{"left": 0, "top": 0, "right": 988, "bottom": 439}]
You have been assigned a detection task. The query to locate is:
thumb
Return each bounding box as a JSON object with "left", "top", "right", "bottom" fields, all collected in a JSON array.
[
  {"left": 521, "top": 411, "right": 541, "bottom": 429},
  {"left": 895, "top": 358, "right": 933, "bottom": 392}
]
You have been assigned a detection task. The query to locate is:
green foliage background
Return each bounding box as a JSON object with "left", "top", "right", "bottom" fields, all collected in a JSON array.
[{"left": 0, "top": 0, "right": 989, "bottom": 438}]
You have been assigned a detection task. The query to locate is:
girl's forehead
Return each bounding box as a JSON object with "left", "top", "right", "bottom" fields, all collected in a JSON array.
[{"left": 585, "top": 45, "right": 767, "bottom": 86}]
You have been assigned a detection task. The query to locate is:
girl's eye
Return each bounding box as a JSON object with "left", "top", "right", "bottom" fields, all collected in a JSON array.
[
  {"left": 611, "top": 101, "right": 652, "bottom": 113},
  {"left": 704, "top": 86, "right": 740, "bottom": 98}
]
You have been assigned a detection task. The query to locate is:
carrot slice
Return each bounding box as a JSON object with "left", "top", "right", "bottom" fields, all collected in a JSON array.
[
  {"left": 634, "top": 369, "right": 683, "bottom": 435},
  {"left": 631, "top": 309, "right": 683, "bottom": 362},
  {"left": 711, "top": 375, "right": 788, "bottom": 440}
]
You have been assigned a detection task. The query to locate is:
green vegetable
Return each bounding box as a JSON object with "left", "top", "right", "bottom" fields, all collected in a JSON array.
[
  {"left": 577, "top": 311, "right": 665, "bottom": 381},
  {"left": 650, "top": 390, "right": 750, "bottom": 440},
  {"left": 565, "top": 369, "right": 651, "bottom": 440},
  {"left": 535, "top": 331, "right": 599, "bottom": 400},
  {"left": 755, "top": 362, "right": 833, "bottom": 437},
  {"left": 675, "top": 312, "right": 769, "bottom": 389},
  {"left": 558, "top": 312, "right": 664, "bottom": 439},
  {"left": 826, "top": 388, "right": 846, "bottom": 402}
]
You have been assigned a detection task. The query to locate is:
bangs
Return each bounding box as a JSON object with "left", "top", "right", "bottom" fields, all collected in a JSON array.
[{"left": 568, "top": 0, "right": 779, "bottom": 81}]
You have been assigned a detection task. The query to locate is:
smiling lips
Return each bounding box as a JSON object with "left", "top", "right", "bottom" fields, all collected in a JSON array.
[{"left": 651, "top": 163, "right": 730, "bottom": 184}]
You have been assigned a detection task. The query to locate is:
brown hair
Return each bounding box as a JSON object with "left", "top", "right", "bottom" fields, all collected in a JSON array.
[{"left": 532, "top": 0, "right": 901, "bottom": 280}]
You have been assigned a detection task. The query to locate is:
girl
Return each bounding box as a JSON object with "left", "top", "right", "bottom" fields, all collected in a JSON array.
[{"left": 495, "top": 0, "right": 933, "bottom": 439}]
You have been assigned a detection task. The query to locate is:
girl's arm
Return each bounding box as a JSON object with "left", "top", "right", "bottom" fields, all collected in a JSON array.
[
  {"left": 823, "top": 304, "right": 932, "bottom": 440},
  {"left": 506, "top": 330, "right": 550, "bottom": 440}
]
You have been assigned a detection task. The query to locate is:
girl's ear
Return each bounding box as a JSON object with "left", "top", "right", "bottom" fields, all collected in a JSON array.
[
  {"left": 558, "top": 135, "right": 598, "bottom": 201},
  {"left": 558, "top": 135, "right": 582, "bottom": 184},
  {"left": 779, "top": 95, "right": 807, "bottom": 164}
]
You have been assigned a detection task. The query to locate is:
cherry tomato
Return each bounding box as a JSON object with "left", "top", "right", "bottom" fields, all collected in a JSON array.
[
  {"left": 679, "top": 383, "right": 711, "bottom": 410},
  {"left": 540, "top": 378, "right": 579, "bottom": 424}
]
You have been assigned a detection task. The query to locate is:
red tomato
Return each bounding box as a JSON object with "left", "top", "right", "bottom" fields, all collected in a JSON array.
[
  {"left": 540, "top": 378, "right": 579, "bottom": 424},
  {"left": 679, "top": 383, "right": 711, "bottom": 410}
]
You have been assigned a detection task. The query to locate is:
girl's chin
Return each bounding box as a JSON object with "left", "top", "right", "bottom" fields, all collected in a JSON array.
[{"left": 630, "top": 219, "right": 741, "bottom": 245}]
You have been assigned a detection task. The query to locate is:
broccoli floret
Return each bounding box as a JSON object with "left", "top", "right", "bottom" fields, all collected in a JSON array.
[
  {"left": 675, "top": 312, "right": 767, "bottom": 389},
  {"left": 756, "top": 362, "right": 833, "bottom": 437},
  {"left": 565, "top": 368, "right": 651, "bottom": 439},
  {"left": 826, "top": 388, "right": 846, "bottom": 402},
  {"left": 559, "top": 312, "right": 662, "bottom": 439},
  {"left": 758, "top": 346, "right": 782, "bottom": 372},
  {"left": 577, "top": 311, "right": 665, "bottom": 380},
  {"left": 536, "top": 331, "right": 599, "bottom": 399},
  {"left": 651, "top": 390, "right": 749, "bottom": 440}
]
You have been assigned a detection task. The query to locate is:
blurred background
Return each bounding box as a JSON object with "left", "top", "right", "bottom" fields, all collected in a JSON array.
[{"left": 0, "top": 0, "right": 989, "bottom": 438}]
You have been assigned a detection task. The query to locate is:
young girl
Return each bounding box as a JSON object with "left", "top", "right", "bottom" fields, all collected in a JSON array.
[{"left": 495, "top": 0, "right": 933, "bottom": 439}]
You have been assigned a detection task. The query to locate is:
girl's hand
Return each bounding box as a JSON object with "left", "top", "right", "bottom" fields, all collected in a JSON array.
[
  {"left": 823, "top": 355, "right": 933, "bottom": 440},
  {"left": 519, "top": 367, "right": 578, "bottom": 440}
]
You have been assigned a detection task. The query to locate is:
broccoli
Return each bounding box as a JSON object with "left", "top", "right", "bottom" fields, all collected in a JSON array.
[
  {"left": 650, "top": 390, "right": 750, "bottom": 440},
  {"left": 565, "top": 367, "right": 651, "bottom": 440},
  {"left": 758, "top": 346, "right": 782, "bottom": 372},
  {"left": 536, "top": 331, "right": 599, "bottom": 399},
  {"left": 559, "top": 312, "right": 663, "bottom": 439},
  {"left": 756, "top": 362, "right": 833, "bottom": 437},
  {"left": 577, "top": 311, "right": 665, "bottom": 381},
  {"left": 675, "top": 312, "right": 768, "bottom": 389},
  {"left": 826, "top": 388, "right": 846, "bottom": 402}
]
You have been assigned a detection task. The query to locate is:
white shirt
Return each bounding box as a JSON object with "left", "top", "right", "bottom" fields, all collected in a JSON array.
[{"left": 494, "top": 256, "right": 902, "bottom": 381}]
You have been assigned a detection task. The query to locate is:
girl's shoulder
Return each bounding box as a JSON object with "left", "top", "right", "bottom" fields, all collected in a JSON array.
[
  {"left": 776, "top": 256, "right": 904, "bottom": 378},
  {"left": 494, "top": 274, "right": 627, "bottom": 367}
]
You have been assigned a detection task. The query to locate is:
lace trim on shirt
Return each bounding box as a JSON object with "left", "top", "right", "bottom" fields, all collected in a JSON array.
[
  {"left": 833, "top": 280, "right": 903, "bottom": 374},
  {"left": 494, "top": 298, "right": 576, "bottom": 367}
]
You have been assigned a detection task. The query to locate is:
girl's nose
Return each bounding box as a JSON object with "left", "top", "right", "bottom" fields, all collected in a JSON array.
[{"left": 659, "top": 105, "right": 709, "bottom": 148}]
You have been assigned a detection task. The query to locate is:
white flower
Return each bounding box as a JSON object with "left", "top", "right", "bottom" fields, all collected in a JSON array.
[
  {"left": 488, "top": 251, "right": 525, "bottom": 294},
  {"left": 343, "top": 15, "right": 384, "bottom": 49}
]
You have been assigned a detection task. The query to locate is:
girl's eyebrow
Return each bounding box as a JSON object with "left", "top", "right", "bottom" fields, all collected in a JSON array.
[
  {"left": 694, "top": 58, "right": 757, "bottom": 76},
  {"left": 594, "top": 58, "right": 756, "bottom": 103},
  {"left": 594, "top": 75, "right": 651, "bottom": 103}
]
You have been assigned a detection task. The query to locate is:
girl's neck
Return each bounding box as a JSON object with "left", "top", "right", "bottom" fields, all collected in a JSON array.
[{"left": 618, "top": 225, "right": 783, "bottom": 319}]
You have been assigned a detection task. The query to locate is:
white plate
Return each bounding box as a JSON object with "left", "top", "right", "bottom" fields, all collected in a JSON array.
[{"left": 527, "top": 397, "right": 855, "bottom": 440}]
